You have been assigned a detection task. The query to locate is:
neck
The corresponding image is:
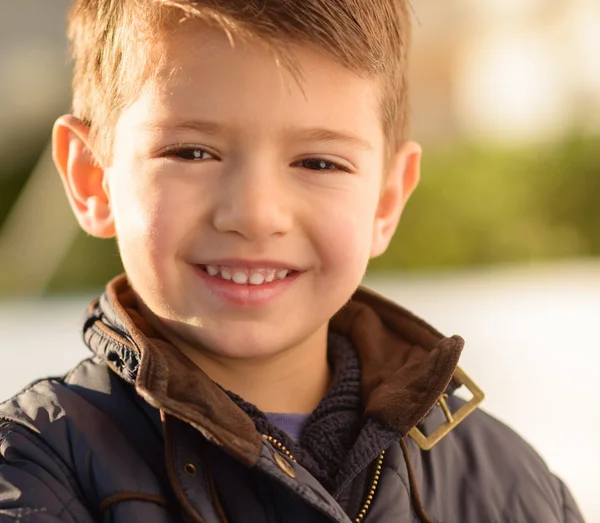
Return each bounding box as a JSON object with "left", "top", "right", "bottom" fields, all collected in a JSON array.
[{"left": 194, "top": 332, "right": 331, "bottom": 413}]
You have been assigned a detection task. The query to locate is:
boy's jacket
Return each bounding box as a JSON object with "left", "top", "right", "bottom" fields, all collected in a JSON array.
[{"left": 0, "top": 275, "right": 584, "bottom": 522}]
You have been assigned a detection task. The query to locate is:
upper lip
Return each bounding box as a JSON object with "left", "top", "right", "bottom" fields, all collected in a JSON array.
[{"left": 195, "top": 259, "right": 303, "bottom": 271}]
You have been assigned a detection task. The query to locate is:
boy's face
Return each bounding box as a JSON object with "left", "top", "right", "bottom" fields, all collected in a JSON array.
[{"left": 55, "top": 25, "right": 420, "bottom": 361}]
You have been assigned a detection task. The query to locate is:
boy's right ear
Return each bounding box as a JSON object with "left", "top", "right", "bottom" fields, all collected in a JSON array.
[{"left": 52, "top": 115, "right": 116, "bottom": 239}]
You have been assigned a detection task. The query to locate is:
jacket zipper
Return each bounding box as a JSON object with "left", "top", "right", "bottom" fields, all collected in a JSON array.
[
  {"left": 263, "top": 435, "right": 385, "bottom": 523},
  {"left": 264, "top": 434, "right": 296, "bottom": 461},
  {"left": 353, "top": 450, "right": 385, "bottom": 523}
]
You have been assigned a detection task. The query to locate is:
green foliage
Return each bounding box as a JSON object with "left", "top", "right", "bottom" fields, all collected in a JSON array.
[
  {"left": 0, "top": 135, "right": 49, "bottom": 228},
  {"left": 537, "top": 136, "right": 600, "bottom": 255},
  {"left": 46, "top": 233, "right": 124, "bottom": 293},
  {"left": 369, "top": 136, "right": 600, "bottom": 271}
]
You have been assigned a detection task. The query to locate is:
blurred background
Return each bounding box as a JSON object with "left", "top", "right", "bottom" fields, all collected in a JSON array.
[{"left": 0, "top": 0, "right": 598, "bottom": 520}]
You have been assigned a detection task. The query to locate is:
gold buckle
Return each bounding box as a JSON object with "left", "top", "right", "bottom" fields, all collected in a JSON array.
[{"left": 408, "top": 367, "right": 484, "bottom": 451}]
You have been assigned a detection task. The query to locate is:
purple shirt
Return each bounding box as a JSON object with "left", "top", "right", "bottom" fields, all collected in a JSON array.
[{"left": 265, "top": 412, "right": 311, "bottom": 443}]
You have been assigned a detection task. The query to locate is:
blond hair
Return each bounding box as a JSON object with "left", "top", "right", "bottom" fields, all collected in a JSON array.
[{"left": 68, "top": 0, "right": 411, "bottom": 165}]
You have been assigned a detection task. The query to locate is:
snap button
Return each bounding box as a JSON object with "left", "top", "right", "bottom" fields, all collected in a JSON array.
[
  {"left": 274, "top": 453, "right": 296, "bottom": 479},
  {"left": 183, "top": 463, "right": 197, "bottom": 476}
]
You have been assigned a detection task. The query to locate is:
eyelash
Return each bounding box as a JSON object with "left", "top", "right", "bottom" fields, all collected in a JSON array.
[{"left": 159, "top": 146, "right": 352, "bottom": 173}]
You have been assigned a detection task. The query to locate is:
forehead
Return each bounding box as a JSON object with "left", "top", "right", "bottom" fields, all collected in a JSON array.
[{"left": 120, "top": 23, "right": 385, "bottom": 150}]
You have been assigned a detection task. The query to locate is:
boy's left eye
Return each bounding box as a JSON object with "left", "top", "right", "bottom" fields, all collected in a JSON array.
[
  {"left": 293, "top": 158, "right": 350, "bottom": 173},
  {"left": 160, "top": 146, "right": 215, "bottom": 161}
]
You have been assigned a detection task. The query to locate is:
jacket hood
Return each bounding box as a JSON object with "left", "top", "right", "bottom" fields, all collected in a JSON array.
[{"left": 82, "top": 274, "right": 464, "bottom": 467}]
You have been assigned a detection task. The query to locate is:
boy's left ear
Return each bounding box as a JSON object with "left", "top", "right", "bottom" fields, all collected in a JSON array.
[{"left": 370, "top": 140, "right": 421, "bottom": 259}]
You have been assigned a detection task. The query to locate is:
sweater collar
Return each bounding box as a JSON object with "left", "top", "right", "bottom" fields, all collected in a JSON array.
[{"left": 83, "top": 274, "right": 464, "bottom": 466}]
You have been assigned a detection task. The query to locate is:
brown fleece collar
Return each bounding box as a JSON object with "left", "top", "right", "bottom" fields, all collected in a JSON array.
[
  {"left": 330, "top": 287, "right": 463, "bottom": 436},
  {"left": 101, "top": 277, "right": 261, "bottom": 467},
  {"left": 86, "top": 275, "right": 463, "bottom": 467}
]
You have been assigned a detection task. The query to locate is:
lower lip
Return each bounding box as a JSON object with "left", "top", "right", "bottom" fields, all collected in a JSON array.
[{"left": 193, "top": 266, "right": 301, "bottom": 307}]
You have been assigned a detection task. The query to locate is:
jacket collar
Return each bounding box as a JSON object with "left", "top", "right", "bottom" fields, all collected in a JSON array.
[{"left": 83, "top": 274, "right": 463, "bottom": 466}]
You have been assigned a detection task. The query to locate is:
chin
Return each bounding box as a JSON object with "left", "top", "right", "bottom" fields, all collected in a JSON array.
[
  {"left": 188, "top": 327, "right": 291, "bottom": 361},
  {"left": 205, "top": 342, "right": 288, "bottom": 362},
  {"left": 212, "top": 344, "right": 282, "bottom": 361}
]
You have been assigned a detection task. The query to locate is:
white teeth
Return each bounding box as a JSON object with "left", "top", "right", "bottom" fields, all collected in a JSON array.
[
  {"left": 249, "top": 273, "right": 265, "bottom": 285},
  {"left": 206, "top": 265, "right": 219, "bottom": 276},
  {"left": 203, "top": 265, "right": 292, "bottom": 285},
  {"left": 232, "top": 272, "right": 248, "bottom": 284}
]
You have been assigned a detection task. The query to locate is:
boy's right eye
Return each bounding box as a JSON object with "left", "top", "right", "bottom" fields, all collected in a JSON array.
[{"left": 160, "top": 146, "right": 216, "bottom": 161}]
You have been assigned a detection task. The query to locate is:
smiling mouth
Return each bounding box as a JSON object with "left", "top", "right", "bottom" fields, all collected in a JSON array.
[{"left": 198, "top": 265, "right": 297, "bottom": 286}]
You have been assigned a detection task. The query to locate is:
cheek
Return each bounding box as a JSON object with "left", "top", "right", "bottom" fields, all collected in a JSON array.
[
  {"left": 313, "top": 193, "right": 377, "bottom": 274},
  {"left": 108, "top": 167, "right": 193, "bottom": 270}
]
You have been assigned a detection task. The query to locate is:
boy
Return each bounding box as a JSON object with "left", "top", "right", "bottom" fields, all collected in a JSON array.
[{"left": 0, "top": 0, "right": 585, "bottom": 521}]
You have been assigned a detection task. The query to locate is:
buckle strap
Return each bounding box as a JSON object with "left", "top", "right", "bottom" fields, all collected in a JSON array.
[{"left": 408, "top": 367, "right": 484, "bottom": 451}]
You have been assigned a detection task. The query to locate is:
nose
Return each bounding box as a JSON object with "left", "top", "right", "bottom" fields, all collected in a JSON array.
[{"left": 212, "top": 160, "right": 293, "bottom": 241}]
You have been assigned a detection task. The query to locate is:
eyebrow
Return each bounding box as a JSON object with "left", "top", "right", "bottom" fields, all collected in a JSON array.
[
  {"left": 142, "top": 120, "right": 222, "bottom": 135},
  {"left": 289, "top": 127, "right": 372, "bottom": 151},
  {"left": 142, "top": 120, "right": 372, "bottom": 150}
]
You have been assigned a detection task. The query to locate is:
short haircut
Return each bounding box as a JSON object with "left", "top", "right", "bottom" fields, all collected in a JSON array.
[{"left": 68, "top": 0, "right": 412, "bottom": 165}]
